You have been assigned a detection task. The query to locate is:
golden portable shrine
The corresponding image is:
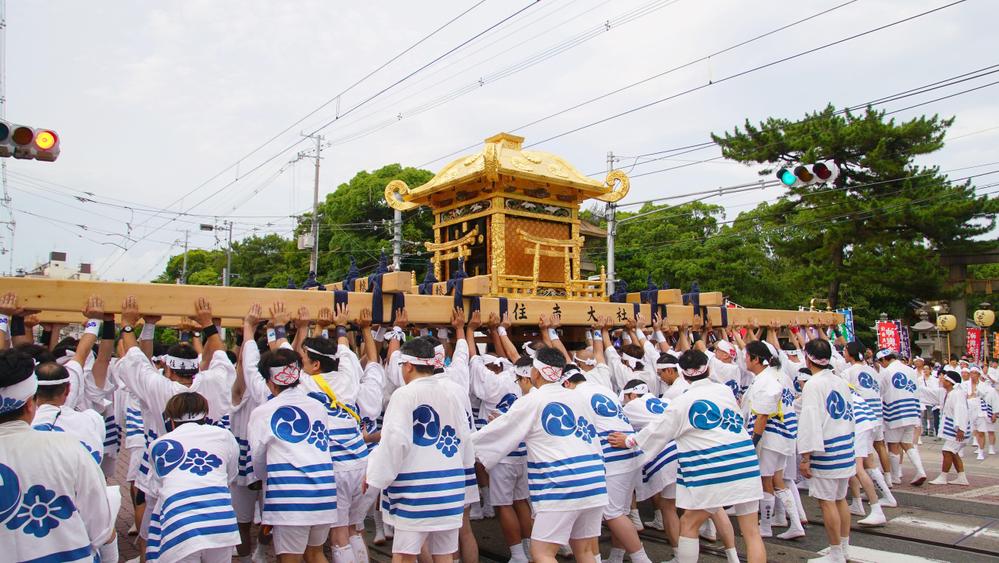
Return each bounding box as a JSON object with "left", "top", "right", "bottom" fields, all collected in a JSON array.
[{"left": 0, "top": 133, "right": 842, "bottom": 329}]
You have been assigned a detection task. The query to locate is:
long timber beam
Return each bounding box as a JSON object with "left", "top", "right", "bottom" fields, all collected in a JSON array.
[{"left": 0, "top": 277, "right": 842, "bottom": 327}]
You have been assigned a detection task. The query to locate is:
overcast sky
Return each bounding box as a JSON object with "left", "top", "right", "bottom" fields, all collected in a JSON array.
[{"left": 3, "top": 0, "right": 997, "bottom": 281}]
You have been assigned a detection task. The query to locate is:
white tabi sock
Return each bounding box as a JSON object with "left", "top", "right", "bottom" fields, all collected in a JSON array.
[
  {"left": 867, "top": 468, "right": 897, "bottom": 505},
  {"left": 594, "top": 555, "right": 603, "bottom": 563},
  {"left": 509, "top": 543, "right": 528, "bottom": 563},
  {"left": 787, "top": 480, "right": 807, "bottom": 522},
  {"left": 522, "top": 538, "right": 532, "bottom": 561},
  {"left": 889, "top": 453, "right": 901, "bottom": 480},
  {"left": 725, "top": 547, "right": 739, "bottom": 563},
  {"left": 628, "top": 548, "right": 652, "bottom": 563},
  {"left": 675, "top": 537, "right": 699, "bottom": 563},
  {"left": 251, "top": 541, "right": 268, "bottom": 563},
  {"left": 760, "top": 493, "right": 775, "bottom": 536},
  {"left": 609, "top": 547, "right": 626, "bottom": 563},
  {"left": 906, "top": 447, "right": 927, "bottom": 476},
  {"left": 775, "top": 488, "right": 805, "bottom": 535},
  {"left": 98, "top": 541, "right": 118, "bottom": 563},
  {"left": 349, "top": 534, "right": 369, "bottom": 563},
  {"left": 840, "top": 536, "right": 850, "bottom": 560},
  {"left": 334, "top": 543, "right": 358, "bottom": 563}
]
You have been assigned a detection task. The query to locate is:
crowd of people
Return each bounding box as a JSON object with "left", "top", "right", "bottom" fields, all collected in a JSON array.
[{"left": 0, "top": 290, "right": 997, "bottom": 563}]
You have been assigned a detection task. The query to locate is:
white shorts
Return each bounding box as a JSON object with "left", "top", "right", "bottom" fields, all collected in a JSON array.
[
  {"left": 335, "top": 466, "right": 366, "bottom": 527},
  {"left": 661, "top": 482, "right": 677, "bottom": 500},
  {"left": 126, "top": 447, "right": 142, "bottom": 482},
  {"left": 808, "top": 476, "right": 849, "bottom": 501},
  {"left": 884, "top": 425, "right": 915, "bottom": 444},
  {"left": 871, "top": 425, "right": 885, "bottom": 442},
  {"left": 490, "top": 462, "right": 529, "bottom": 506},
  {"left": 783, "top": 452, "right": 799, "bottom": 481},
  {"left": 855, "top": 430, "right": 873, "bottom": 459},
  {"left": 974, "top": 418, "right": 991, "bottom": 433},
  {"left": 230, "top": 484, "right": 259, "bottom": 524},
  {"left": 532, "top": 507, "right": 603, "bottom": 545},
  {"left": 392, "top": 528, "right": 459, "bottom": 555},
  {"left": 943, "top": 440, "right": 965, "bottom": 454},
  {"left": 604, "top": 471, "right": 638, "bottom": 520},
  {"left": 758, "top": 449, "right": 788, "bottom": 477},
  {"left": 273, "top": 524, "right": 331, "bottom": 555},
  {"left": 173, "top": 546, "right": 232, "bottom": 563},
  {"left": 703, "top": 500, "right": 759, "bottom": 517},
  {"left": 989, "top": 418, "right": 999, "bottom": 433}
]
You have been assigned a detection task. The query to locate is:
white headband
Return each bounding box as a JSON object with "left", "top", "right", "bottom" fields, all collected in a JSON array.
[
  {"left": 656, "top": 357, "right": 679, "bottom": 370},
  {"left": 626, "top": 383, "right": 650, "bottom": 396},
  {"left": 514, "top": 364, "right": 532, "bottom": 378},
  {"left": 304, "top": 346, "right": 340, "bottom": 360},
  {"left": 480, "top": 354, "right": 503, "bottom": 366},
  {"left": 533, "top": 357, "right": 563, "bottom": 382},
  {"left": 36, "top": 375, "right": 71, "bottom": 387},
  {"left": 433, "top": 345, "right": 446, "bottom": 369},
  {"left": 621, "top": 354, "right": 640, "bottom": 369},
  {"left": 683, "top": 364, "right": 709, "bottom": 378},
  {"left": 0, "top": 375, "right": 37, "bottom": 414},
  {"left": 806, "top": 353, "right": 830, "bottom": 367},
  {"left": 572, "top": 354, "right": 597, "bottom": 367},
  {"left": 522, "top": 341, "right": 537, "bottom": 358},
  {"left": 165, "top": 355, "right": 200, "bottom": 372},
  {"left": 399, "top": 353, "right": 436, "bottom": 366},
  {"left": 563, "top": 366, "right": 582, "bottom": 380},
  {"left": 169, "top": 411, "right": 208, "bottom": 423},
  {"left": 268, "top": 364, "right": 301, "bottom": 386}
]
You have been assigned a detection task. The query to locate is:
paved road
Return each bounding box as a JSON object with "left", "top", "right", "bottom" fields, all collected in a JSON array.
[{"left": 112, "top": 436, "right": 999, "bottom": 562}]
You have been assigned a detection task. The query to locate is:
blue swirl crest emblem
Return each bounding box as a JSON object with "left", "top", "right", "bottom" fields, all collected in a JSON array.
[{"left": 270, "top": 406, "right": 311, "bottom": 443}]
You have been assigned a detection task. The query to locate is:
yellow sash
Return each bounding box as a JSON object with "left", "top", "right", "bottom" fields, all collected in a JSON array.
[{"left": 310, "top": 374, "right": 361, "bottom": 423}]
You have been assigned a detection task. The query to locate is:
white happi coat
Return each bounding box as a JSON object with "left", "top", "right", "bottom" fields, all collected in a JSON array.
[
  {"left": 472, "top": 382, "right": 607, "bottom": 513},
  {"left": 798, "top": 369, "right": 856, "bottom": 479},
  {"left": 300, "top": 348, "right": 370, "bottom": 471},
  {"left": 709, "top": 355, "right": 743, "bottom": 399},
  {"left": 842, "top": 363, "right": 883, "bottom": 425},
  {"left": 146, "top": 423, "right": 240, "bottom": 563},
  {"left": 367, "top": 375, "right": 475, "bottom": 532},
  {"left": 606, "top": 346, "right": 657, "bottom": 394},
  {"left": 660, "top": 375, "right": 691, "bottom": 401},
  {"left": 940, "top": 387, "right": 970, "bottom": 442},
  {"left": 32, "top": 404, "right": 106, "bottom": 465},
  {"left": 742, "top": 367, "right": 797, "bottom": 456},
  {"left": 118, "top": 346, "right": 236, "bottom": 494},
  {"left": 623, "top": 378, "right": 762, "bottom": 511},
  {"left": 880, "top": 359, "right": 921, "bottom": 429},
  {"left": 0, "top": 421, "right": 113, "bottom": 563},
  {"left": 623, "top": 393, "right": 677, "bottom": 501},
  {"left": 575, "top": 381, "right": 642, "bottom": 476},
  {"left": 248, "top": 385, "right": 338, "bottom": 526}
]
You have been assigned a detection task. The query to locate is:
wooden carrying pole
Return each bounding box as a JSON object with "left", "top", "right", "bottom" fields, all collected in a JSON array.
[{"left": 0, "top": 277, "right": 843, "bottom": 327}]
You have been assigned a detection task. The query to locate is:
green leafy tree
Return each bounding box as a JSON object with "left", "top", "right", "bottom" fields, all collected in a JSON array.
[
  {"left": 712, "top": 104, "right": 998, "bottom": 328},
  {"left": 153, "top": 249, "right": 224, "bottom": 284}
]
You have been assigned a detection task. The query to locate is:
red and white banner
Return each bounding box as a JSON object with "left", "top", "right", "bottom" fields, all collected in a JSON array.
[
  {"left": 967, "top": 327, "right": 983, "bottom": 363},
  {"left": 877, "top": 321, "right": 902, "bottom": 354}
]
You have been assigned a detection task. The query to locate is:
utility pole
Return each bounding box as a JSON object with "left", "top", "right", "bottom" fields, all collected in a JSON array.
[
  {"left": 606, "top": 150, "right": 617, "bottom": 295},
  {"left": 392, "top": 208, "right": 402, "bottom": 271},
  {"left": 303, "top": 133, "right": 324, "bottom": 275},
  {"left": 180, "top": 229, "right": 189, "bottom": 284},
  {"left": 223, "top": 220, "right": 233, "bottom": 286}
]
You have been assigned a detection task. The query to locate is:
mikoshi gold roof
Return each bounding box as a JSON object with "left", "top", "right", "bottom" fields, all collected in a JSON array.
[{"left": 385, "top": 132, "right": 629, "bottom": 211}]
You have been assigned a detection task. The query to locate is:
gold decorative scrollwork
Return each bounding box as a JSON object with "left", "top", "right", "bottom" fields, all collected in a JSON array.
[
  {"left": 596, "top": 170, "right": 630, "bottom": 203},
  {"left": 511, "top": 156, "right": 535, "bottom": 172},
  {"left": 484, "top": 142, "right": 500, "bottom": 183},
  {"left": 385, "top": 180, "right": 420, "bottom": 211}
]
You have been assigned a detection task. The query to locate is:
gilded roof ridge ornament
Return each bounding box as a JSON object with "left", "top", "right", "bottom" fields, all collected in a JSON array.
[
  {"left": 385, "top": 179, "right": 419, "bottom": 211},
  {"left": 597, "top": 170, "right": 630, "bottom": 203}
]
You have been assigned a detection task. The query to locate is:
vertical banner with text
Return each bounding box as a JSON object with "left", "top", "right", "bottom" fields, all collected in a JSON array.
[
  {"left": 967, "top": 327, "right": 983, "bottom": 363},
  {"left": 877, "top": 321, "right": 902, "bottom": 354},
  {"left": 837, "top": 308, "right": 855, "bottom": 343}
]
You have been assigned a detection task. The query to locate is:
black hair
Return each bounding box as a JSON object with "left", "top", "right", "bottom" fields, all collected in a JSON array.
[
  {"left": 515, "top": 355, "right": 533, "bottom": 368},
  {"left": 15, "top": 343, "right": 55, "bottom": 364},
  {"left": 34, "top": 362, "right": 70, "bottom": 402},
  {"left": 656, "top": 351, "right": 679, "bottom": 370},
  {"left": 804, "top": 338, "right": 832, "bottom": 365},
  {"left": 534, "top": 346, "right": 566, "bottom": 371},
  {"left": 780, "top": 341, "right": 798, "bottom": 352},
  {"left": 153, "top": 342, "right": 169, "bottom": 358},
  {"left": 225, "top": 350, "right": 238, "bottom": 365},
  {"left": 165, "top": 343, "right": 199, "bottom": 377},
  {"left": 302, "top": 336, "right": 339, "bottom": 373},
  {"left": 563, "top": 363, "right": 586, "bottom": 384},
  {"left": 0, "top": 349, "right": 36, "bottom": 423},
  {"left": 401, "top": 337, "right": 436, "bottom": 375},
  {"left": 745, "top": 341, "right": 780, "bottom": 369},
  {"left": 259, "top": 347, "right": 301, "bottom": 387},
  {"left": 620, "top": 344, "right": 645, "bottom": 371},
  {"left": 678, "top": 349, "right": 709, "bottom": 380},
  {"left": 623, "top": 379, "right": 647, "bottom": 392},
  {"left": 844, "top": 341, "right": 865, "bottom": 362}
]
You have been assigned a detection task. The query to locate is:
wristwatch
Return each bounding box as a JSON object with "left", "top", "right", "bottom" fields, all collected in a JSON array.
[{"left": 121, "top": 326, "right": 135, "bottom": 334}]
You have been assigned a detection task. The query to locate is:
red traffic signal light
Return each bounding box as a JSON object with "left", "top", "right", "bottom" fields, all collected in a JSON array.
[{"left": 0, "top": 120, "right": 60, "bottom": 162}]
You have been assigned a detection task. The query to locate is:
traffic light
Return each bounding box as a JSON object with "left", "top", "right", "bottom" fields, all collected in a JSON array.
[
  {"left": 775, "top": 161, "right": 838, "bottom": 187},
  {"left": 0, "top": 119, "right": 60, "bottom": 162}
]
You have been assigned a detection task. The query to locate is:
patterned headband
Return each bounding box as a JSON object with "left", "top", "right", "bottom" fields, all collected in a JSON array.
[
  {"left": 533, "top": 357, "right": 563, "bottom": 382},
  {"left": 268, "top": 364, "right": 301, "bottom": 386},
  {"left": 0, "top": 375, "right": 37, "bottom": 414}
]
